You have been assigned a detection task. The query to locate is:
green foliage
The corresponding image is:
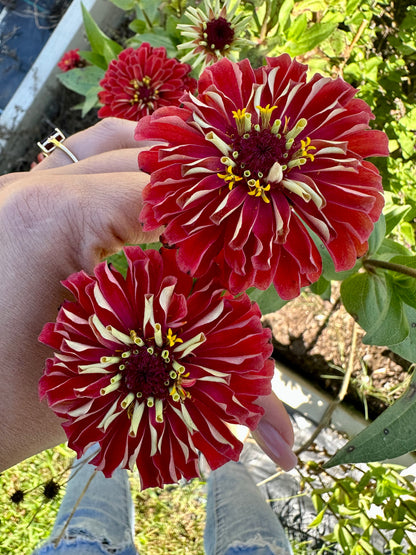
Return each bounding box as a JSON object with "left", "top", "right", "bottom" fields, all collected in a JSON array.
[
  {"left": 57, "top": 66, "right": 104, "bottom": 116},
  {"left": 300, "top": 461, "right": 416, "bottom": 554},
  {"left": 248, "top": 284, "right": 288, "bottom": 313},
  {"left": 81, "top": 3, "right": 123, "bottom": 63},
  {"left": 326, "top": 370, "right": 416, "bottom": 466}
]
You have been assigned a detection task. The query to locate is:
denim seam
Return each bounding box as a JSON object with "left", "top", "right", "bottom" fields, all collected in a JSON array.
[{"left": 225, "top": 536, "right": 288, "bottom": 555}]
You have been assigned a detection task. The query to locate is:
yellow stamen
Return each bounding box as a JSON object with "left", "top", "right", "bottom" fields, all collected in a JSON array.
[
  {"left": 300, "top": 136, "right": 316, "bottom": 162},
  {"left": 217, "top": 165, "right": 243, "bottom": 191},
  {"left": 247, "top": 180, "right": 271, "bottom": 203},
  {"left": 256, "top": 104, "right": 277, "bottom": 129},
  {"left": 232, "top": 108, "right": 252, "bottom": 135},
  {"left": 166, "top": 328, "right": 183, "bottom": 347}
]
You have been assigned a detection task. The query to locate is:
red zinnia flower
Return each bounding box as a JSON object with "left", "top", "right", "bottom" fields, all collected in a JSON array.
[
  {"left": 39, "top": 247, "right": 273, "bottom": 488},
  {"left": 177, "top": 0, "right": 251, "bottom": 69},
  {"left": 136, "top": 55, "right": 388, "bottom": 299},
  {"left": 58, "top": 48, "right": 85, "bottom": 72},
  {"left": 97, "top": 44, "right": 197, "bottom": 122}
]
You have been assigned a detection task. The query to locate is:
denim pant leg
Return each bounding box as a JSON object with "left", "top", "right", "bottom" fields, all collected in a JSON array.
[
  {"left": 32, "top": 448, "right": 138, "bottom": 555},
  {"left": 204, "top": 461, "right": 293, "bottom": 555}
]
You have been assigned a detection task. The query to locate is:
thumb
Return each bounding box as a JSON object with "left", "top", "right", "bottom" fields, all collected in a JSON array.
[{"left": 61, "top": 172, "right": 161, "bottom": 273}]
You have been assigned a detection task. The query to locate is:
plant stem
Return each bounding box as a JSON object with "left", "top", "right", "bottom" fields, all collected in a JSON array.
[
  {"left": 338, "top": 19, "right": 368, "bottom": 76},
  {"left": 259, "top": 0, "right": 272, "bottom": 43},
  {"left": 53, "top": 471, "right": 97, "bottom": 547},
  {"left": 142, "top": 9, "right": 153, "bottom": 29},
  {"left": 364, "top": 258, "right": 416, "bottom": 279}
]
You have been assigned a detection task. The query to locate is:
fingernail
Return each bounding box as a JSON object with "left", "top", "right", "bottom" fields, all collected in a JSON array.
[{"left": 252, "top": 420, "right": 298, "bottom": 471}]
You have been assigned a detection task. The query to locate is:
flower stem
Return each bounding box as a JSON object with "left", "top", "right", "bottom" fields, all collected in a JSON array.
[
  {"left": 364, "top": 258, "right": 416, "bottom": 279},
  {"left": 259, "top": 0, "right": 272, "bottom": 42}
]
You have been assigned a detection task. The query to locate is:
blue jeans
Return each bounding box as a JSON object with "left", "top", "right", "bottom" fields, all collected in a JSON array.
[{"left": 33, "top": 451, "right": 292, "bottom": 555}]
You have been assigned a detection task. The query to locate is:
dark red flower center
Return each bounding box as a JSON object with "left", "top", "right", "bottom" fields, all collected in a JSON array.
[
  {"left": 205, "top": 17, "right": 235, "bottom": 52},
  {"left": 232, "top": 129, "right": 288, "bottom": 177},
  {"left": 130, "top": 76, "right": 159, "bottom": 106},
  {"left": 123, "top": 348, "right": 172, "bottom": 400}
]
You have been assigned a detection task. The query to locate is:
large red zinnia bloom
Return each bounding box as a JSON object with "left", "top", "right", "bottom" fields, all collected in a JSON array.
[
  {"left": 97, "top": 44, "right": 197, "bottom": 121},
  {"left": 39, "top": 247, "right": 273, "bottom": 488},
  {"left": 136, "top": 55, "right": 388, "bottom": 299}
]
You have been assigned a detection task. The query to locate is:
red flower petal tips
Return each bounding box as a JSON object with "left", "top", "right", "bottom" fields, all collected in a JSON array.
[
  {"left": 39, "top": 247, "right": 274, "bottom": 488},
  {"left": 97, "top": 44, "right": 197, "bottom": 122},
  {"left": 136, "top": 55, "right": 389, "bottom": 299}
]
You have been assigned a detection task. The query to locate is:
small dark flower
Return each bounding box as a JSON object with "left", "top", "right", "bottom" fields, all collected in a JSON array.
[
  {"left": 10, "top": 489, "right": 25, "bottom": 504},
  {"left": 43, "top": 480, "right": 61, "bottom": 500}
]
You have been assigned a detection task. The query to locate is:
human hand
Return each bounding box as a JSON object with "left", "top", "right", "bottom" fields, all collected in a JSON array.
[
  {"left": 254, "top": 392, "right": 297, "bottom": 471},
  {"left": 0, "top": 118, "right": 160, "bottom": 471}
]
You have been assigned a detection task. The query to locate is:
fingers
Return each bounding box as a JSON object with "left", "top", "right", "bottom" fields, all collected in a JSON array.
[
  {"left": 59, "top": 172, "right": 162, "bottom": 272},
  {"left": 32, "top": 118, "right": 143, "bottom": 171},
  {"left": 38, "top": 148, "right": 144, "bottom": 175},
  {"left": 252, "top": 392, "right": 298, "bottom": 471}
]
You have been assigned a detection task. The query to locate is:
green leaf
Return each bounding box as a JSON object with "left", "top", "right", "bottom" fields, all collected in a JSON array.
[
  {"left": 81, "top": 3, "right": 123, "bottom": 58},
  {"left": 129, "top": 18, "right": 147, "bottom": 34},
  {"left": 309, "top": 275, "right": 331, "bottom": 299},
  {"left": 81, "top": 86, "right": 100, "bottom": 117},
  {"left": 389, "top": 304, "right": 416, "bottom": 362},
  {"left": 308, "top": 506, "right": 327, "bottom": 528},
  {"left": 341, "top": 272, "right": 409, "bottom": 346},
  {"left": 247, "top": 284, "right": 288, "bottom": 314},
  {"left": 325, "top": 371, "right": 416, "bottom": 467},
  {"left": 102, "top": 42, "right": 119, "bottom": 65},
  {"left": 277, "top": 0, "right": 294, "bottom": 31},
  {"left": 378, "top": 238, "right": 412, "bottom": 258},
  {"left": 57, "top": 66, "right": 105, "bottom": 96},
  {"left": 346, "top": 0, "right": 362, "bottom": 16},
  {"left": 388, "top": 254, "right": 416, "bottom": 308},
  {"left": 285, "top": 13, "right": 308, "bottom": 41},
  {"left": 367, "top": 214, "right": 386, "bottom": 256},
  {"left": 285, "top": 22, "right": 338, "bottom": 56},
  {"left": 108, "top": 0, "right": 135, "bottom": 10},
  {"left": 77, "top": 50, "right": 107, "bottom": 70},
  {"left": 384, "top": 203, "right": 412, "bottom": 236},
  {"left": 128, "top": 32, "right": 175, "bottom": 53},
  {"left": 400, "top": 221, "right": 416, "bottom": 246}
]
